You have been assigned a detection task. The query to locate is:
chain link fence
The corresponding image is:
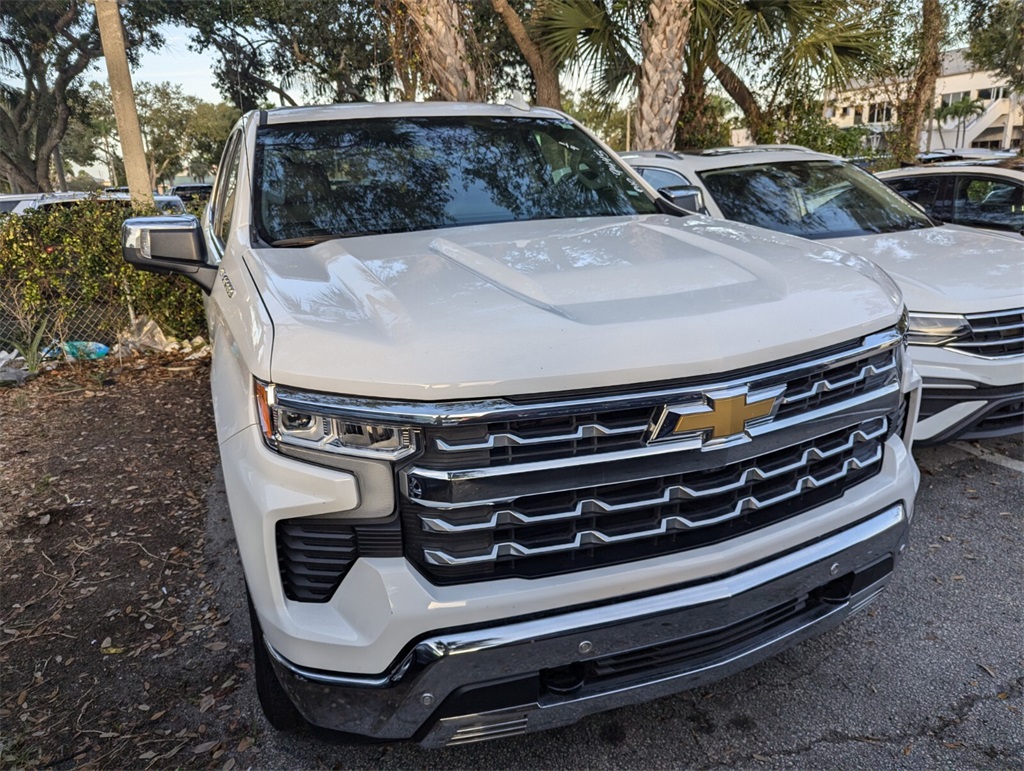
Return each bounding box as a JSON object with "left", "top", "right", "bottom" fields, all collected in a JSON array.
[{"left": 0, "top": 272, "right": 136, "bottom": 357}]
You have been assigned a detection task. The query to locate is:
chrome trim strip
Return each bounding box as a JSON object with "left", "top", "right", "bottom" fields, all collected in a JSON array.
[
  {"left": 782, "top": 359, "right": 896, "bottom": 404},
  {"left": 419, "top": 419, "right": 887, "bottom": 534},
  {"left": 435, "top": 422, "right": 649, "bottom": 452},
  {"left": 963, "top": 307, "right": 1024, "bottom": 321},
  {"left": 273, "top": 328, "right": 902, "bottom": 426},
  {"left": 264, "top": 639, "right": 408, "bottom": 688},
  {"left": 421, "top": 446, "right": 883, "bottom": 566},
  {"left": 403, "top": 383, "right": 899, "bottom": 507},
  {"left": 948, "top": 335, "right": 1024, "bottom": 348},
  {"left": 444, "top": 716, "right": 530, "bottom": 745},
  {"left": 937, "top": 341, "right": 1024, "bottom": 358}
]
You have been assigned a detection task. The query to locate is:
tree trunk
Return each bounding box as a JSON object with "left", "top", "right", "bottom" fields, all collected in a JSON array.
[
  {"left": 893, "top": 0, "right": 943, "bottom": 162},
  {"left": 490, "top": 0, "right": 561, "bottom": 109},
  {"left": 708, "top": 51, "right": 766, "bottom": 142},
  {"left": 93, "top": 0, "right": 153, "bottom": 207},
  {"left": 53, "top": 145, "right": 68, "bottom": 192},
  {"left": 399, "top": 0, "right": 483, "bottom": 101},
  {"left": 635, "top": 0, "right": 694, "bottom": 150},
  {"left": 1, "top": 158, "right": 35, "bottom": 195}
]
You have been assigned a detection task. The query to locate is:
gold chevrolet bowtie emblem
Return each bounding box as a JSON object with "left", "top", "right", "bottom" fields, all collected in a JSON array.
[
  {"left": 649, "top": 386, "right": 783, "bottom": 446},
  {"left": 673, "top": 392, "right": 775, "bottom": 439}
]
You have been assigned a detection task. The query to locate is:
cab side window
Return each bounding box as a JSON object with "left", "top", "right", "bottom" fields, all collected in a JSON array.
[
  {"left": 639, "top": 167, "right": 692, "bottom": 190},
  {"left": 952, "top": 176, "right": 1024, "bottom": 232},
  {"left": 886, "top": 176, "right": 942, "bottom": 216},
  {"left": 210, "top": 132, "right": 243, "bottom": 249}
]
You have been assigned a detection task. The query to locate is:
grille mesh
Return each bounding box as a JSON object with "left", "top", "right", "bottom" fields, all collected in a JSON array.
[
  {"left": 949, "top": 308, "right": 1024, "bottom": 357},
  {"left": 404, "top": 416, "right": 889, "bottom": 583}
]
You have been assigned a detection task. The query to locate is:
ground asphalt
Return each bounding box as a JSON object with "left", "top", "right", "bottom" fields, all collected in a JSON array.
[{"left": 205, "top": 435, "right": 1023, "bottom": 770}]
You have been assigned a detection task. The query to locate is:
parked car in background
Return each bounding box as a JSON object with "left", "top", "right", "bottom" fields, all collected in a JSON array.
[
  {"left": 876, "top": 165, "right": 1024, "bottom": 238},
  {"left": 0, "top": 193, "right": 45, "bottom": 213},
  {"left": 117, "top": 102, "right": 920, "bottom": 746},
  {"left": 624, "top": 147, "right": 1023, "bottom": 445},
  {"left": 5, "top": 191, "right": 185, "bottom": 215},
  {"left": 170, "top": 183, "right": 214, "bottom": 205}
]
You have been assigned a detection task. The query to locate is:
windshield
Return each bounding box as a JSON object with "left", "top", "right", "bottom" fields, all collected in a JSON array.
[
  {"left": 699, "top": 160, "right": 935, "bottom": 239},
  {"left": 254, "top": 116, "right": 657, "bottom": 245}
]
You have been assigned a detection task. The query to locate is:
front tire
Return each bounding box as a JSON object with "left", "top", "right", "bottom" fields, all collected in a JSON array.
[{"left": 246, "top": 587, "right": 305, "bottom": 731}]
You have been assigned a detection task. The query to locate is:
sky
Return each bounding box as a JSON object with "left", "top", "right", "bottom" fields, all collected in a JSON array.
[{"left": 117, "top": 25, "right": 222, "bottom": 104}]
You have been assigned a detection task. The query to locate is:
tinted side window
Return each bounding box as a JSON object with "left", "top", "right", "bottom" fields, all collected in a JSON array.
[
  {"left": 640, "top": 167, "right": 691, "bottom": 189},
  {"left": 209, "top": 131, "right": 242, "bottom": 248},
  {"left": 952, "top": 176, "right": 1024, "bottom": 232},
  {"left": 886, "top": 176, "right": 942, "bottom": 214}
]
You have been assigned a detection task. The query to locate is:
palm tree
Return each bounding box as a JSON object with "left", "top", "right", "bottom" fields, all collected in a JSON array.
[
  {"left": 94, "top": 0, "right": 152, "bottom": 207},
  {"left": 631, "top": 0, "right": 694, "bottom": 149},
  {"left": 954, "top": 97, "right": 985, "bottom": 147},
  {"left": 938, "top": 97, "right": 986, "bottom": 147},
  {"left": 535, "top": 0, "right": 881, "bottom": 148},
  {"left": 399, "top": 0, "right": 484, "bottom": 101},
  {"left": 535, "top": 0, "right": 696, "bottom": 148}
]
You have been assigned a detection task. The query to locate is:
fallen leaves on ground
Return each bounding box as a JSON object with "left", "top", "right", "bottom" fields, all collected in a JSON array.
[{"left": 0, "top": 353, "right": 258, "bottom": 769}]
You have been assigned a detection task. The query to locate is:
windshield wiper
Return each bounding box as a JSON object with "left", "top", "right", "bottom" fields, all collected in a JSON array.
[{"left": 270, "top": 231, "right": 383, "bottom": 247}]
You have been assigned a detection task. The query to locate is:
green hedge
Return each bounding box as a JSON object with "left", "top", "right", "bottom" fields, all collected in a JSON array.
[{"left": 0, "top": 200, "right": 207, "bottom": 359}]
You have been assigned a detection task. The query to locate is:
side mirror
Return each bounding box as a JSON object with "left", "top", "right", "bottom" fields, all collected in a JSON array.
[
  {"left": 657, "top": 184, "right": 707, "bottom": 214},
  {"left": 122, "top": 215, "right": 216, "bottom": 292}
]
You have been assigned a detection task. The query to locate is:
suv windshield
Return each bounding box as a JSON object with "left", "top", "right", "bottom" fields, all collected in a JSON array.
[
  {"left": 699, "top": 160, "right": 935, "bottom": 239},
  {"left": 254, "top": 116, "right": 657, "bottom": 245}
]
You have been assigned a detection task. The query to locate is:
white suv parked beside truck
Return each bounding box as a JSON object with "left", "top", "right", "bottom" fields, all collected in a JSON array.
[
  {"left": 624, "top": 147, "right": 1024, "bottom": 445},
  {"left": 121, "top": 104, "right": 919, "bottom": 746}
]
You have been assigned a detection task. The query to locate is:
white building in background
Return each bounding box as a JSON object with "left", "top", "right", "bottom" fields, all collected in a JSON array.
[{"left": 826, "top": 48, "right": 1022, "bottom": 153}]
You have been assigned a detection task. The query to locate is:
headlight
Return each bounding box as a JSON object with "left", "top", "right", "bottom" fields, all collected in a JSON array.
[
  {"left": 254, "top": 380, "right": 419, "bottom": 461},
  {"left": 906, "top": 312, "right": 969, "bottom": 346}
]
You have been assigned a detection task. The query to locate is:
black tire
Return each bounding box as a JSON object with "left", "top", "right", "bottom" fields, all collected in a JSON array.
[{"left": 246, "top": 587, "right": 306, "bottom": 732}]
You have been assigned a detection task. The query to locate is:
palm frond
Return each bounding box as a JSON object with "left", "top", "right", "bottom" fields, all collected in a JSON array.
[{"left": 535, "top": 0, "right": 641, "bottom": 94}]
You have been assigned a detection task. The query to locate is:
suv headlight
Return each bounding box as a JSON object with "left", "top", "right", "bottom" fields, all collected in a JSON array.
[
  {"left": 254, "top": 380, "right": 419, "bottom": 461},
  {"left": 906, "top": 312, "right": 969, "bottom": 346}
]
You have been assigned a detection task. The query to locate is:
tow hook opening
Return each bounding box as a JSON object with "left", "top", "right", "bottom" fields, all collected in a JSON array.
[
  {"left": 814, "top": 554, "right": 895, "bottom": 605},
  {"left": 540, "top": 662, "right": 586, "bottom": 695}
]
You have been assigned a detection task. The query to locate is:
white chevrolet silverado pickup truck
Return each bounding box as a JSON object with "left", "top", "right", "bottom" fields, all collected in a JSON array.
[{"left": 120, "top": 103, "right": 920, "bottom": 747}]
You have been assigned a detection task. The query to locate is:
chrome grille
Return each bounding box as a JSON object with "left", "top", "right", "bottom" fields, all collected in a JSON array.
[
  {"left": 948, "top": 308, "right": 1024, "bottom": 357},
  {"left": 404, "top": 416, "right": 887, "bottom": 581},
  {"left": 398, "top": 327, "right": 904, "bottom": 585},
  {"left": 416, "top": 341, "right": 897, "bottom": 470}
]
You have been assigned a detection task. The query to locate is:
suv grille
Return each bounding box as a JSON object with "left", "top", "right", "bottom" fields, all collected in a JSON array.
[
  {"left": 399, "top": 328, "right": 904, "bottom": 585},
  {"left": 948, "top": 308, "right": 1024, "bottom": 357}
]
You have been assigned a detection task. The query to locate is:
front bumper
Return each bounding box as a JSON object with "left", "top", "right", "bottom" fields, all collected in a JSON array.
[
  {"left": 916, "top": 382, "right": 1024, "bottom": 445},
  {"left": 267, "top": 502, "right": 910, "bottom": 746},
  {"left": 909, "top": 344, "right": 1023, "bottom": 444}
]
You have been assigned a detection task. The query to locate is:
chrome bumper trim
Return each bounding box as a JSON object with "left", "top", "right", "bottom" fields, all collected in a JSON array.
[{"left": 267, "top": 502, "right": 908, "bottom": 745}]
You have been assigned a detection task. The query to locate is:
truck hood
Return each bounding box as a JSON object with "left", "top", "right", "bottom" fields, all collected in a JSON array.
[
  {"left": 827, "top": 225, "right": 1022, "bottom": 315},
  {"left": 246, "top": 215, "right": 902, "bottom": 399}
]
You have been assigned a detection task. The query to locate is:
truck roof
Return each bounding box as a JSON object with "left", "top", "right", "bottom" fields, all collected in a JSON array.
[{"left": 258, "top": 100, "right": 568, "bottom": 127}]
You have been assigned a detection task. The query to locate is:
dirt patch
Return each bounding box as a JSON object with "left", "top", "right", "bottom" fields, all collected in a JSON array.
[{"left": 0, "top": 355, "right": 258, "bottom": 768}]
